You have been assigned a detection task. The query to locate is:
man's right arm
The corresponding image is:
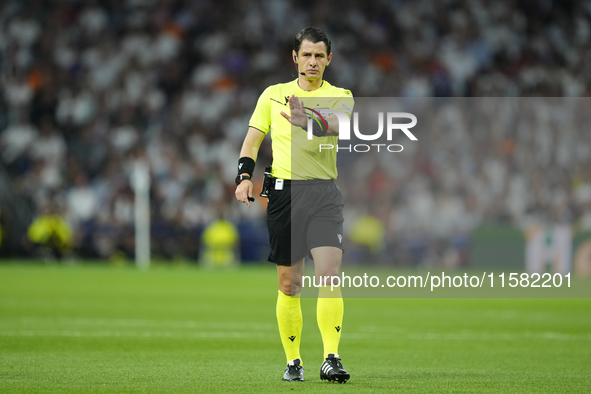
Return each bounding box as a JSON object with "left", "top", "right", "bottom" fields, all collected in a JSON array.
[{"left": 235, "top": 127, "right": 266, "bottom": 207}]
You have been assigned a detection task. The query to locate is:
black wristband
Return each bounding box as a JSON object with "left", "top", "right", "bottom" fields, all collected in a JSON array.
[
  {"left": 305, "top": 107, "right": 328, "bottom": 137},
  {"left": 238, "top": 157, "right": 255, "bottom": 177}
]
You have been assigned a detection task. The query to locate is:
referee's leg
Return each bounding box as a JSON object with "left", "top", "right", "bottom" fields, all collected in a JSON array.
[
  {"left": 276, "top": 259, "right": 305, "bottom": 380},
  {"left": 311, "top": 246, "right": 349, "bottom": 382},
  {"left": 277, "top": 259, "right": 304, "bottom": 296},
  {"left": 311, "top": 246, "right": 344, "bottom": 358}
]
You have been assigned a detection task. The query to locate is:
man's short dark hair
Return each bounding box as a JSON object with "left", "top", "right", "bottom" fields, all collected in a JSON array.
[{"left": 294, "top": 27, "right": 331, "bottom": 55}]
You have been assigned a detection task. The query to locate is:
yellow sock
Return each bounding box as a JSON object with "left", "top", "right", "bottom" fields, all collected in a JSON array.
[
  {"left": 276, "top": 290, "right": 303, "bottom": 365},
  {"left": 317, "top": 286, "right": 344, "bottom": 358}
]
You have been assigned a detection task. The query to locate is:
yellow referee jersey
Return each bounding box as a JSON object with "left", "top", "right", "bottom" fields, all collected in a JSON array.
[{"left": 249, "top": 79, "right": 354, "bottom": 180}]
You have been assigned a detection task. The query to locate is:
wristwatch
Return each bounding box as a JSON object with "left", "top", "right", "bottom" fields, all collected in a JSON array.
[{"left": 235, "top": 174, "right": 251, "bottom": 185}]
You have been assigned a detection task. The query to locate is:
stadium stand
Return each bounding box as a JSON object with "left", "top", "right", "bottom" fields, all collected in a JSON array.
[{"left": 0, "top": 0, "right": 589, "bottom": 264}]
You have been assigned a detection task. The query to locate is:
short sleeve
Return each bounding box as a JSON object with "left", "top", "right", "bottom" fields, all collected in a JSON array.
[
  {"left": 248, "top": 87, "right": 273, "bottom": 134},
  {"left": 334, "top": 90, "right": 354, "bottom": 120}
]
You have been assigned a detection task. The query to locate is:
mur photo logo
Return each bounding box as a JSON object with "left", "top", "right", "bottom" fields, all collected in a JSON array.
[{"left": 308, "top": 110, "right": 418, "bottom": 153}]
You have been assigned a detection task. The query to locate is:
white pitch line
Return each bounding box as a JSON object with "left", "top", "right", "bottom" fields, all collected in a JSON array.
[
  {"left": 0, "top": 330, "right": 272, "bottom": 339},
  {"left": 406, "top": 331, "right": 591, "bottom": 341},
  {"left": 333, "top": 331, "right": 591, "bottom": 341},
  {"left": 1, "top": 329, "right": 589, "bottom": 341},
  {"left": 3, "top": 317, "right": 275, "bottom": 331},
  {"left": 0, "top": 298, "right": 218, "bottom": 311}
]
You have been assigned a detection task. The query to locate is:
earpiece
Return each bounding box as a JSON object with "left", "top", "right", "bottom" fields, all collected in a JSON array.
[{"left": 294, "top": 55, "right": 304, "bottom": 76}]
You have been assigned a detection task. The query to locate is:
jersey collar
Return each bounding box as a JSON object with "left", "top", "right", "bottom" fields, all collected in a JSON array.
[{"left": 295, "top": 79, "right": 326, "bottom": 94}]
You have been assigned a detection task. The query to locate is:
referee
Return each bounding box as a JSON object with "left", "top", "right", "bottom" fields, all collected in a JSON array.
[{"left": 235, "top": 27, "right": 353, "bottom": 383}]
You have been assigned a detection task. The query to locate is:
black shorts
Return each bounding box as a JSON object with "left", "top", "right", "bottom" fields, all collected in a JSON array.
[{"left": 267, "top": 179, "right": 344, "bottom": 266}]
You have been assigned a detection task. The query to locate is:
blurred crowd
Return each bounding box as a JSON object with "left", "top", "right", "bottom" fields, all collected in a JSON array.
[
  {"left": 338, "top": 98, "right": 591, "bottom": 266},
  {"left": 0, "top": 0, "right": 590, "bottom": 263}
]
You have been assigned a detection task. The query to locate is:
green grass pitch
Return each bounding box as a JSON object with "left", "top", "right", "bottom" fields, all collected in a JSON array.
[{"left": 0, "top": 263, "right": 590, "bottom": 393}]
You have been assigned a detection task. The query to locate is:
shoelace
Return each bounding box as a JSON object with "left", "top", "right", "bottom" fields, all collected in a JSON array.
[{"left": 331, "top": 358, "right": 343, "bottom": 369}]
